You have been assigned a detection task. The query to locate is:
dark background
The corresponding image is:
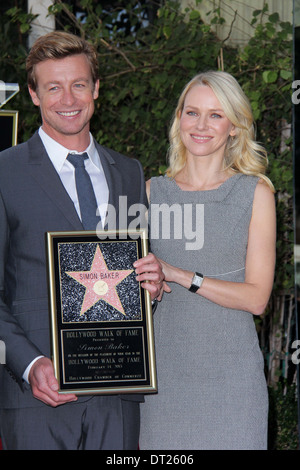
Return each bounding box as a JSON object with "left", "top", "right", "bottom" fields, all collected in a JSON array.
[{"left": 294, "top": 5, "right": 300, "bottom": 442}]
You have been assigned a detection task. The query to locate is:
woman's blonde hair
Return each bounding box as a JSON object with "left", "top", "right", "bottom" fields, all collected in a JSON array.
[{"left": 166, "top": 70, "right": 274, "bottom": 191}]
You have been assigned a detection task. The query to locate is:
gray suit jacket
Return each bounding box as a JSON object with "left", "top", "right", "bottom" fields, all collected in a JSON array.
[{"left": 0, "top": 131, "right": 147, "bottom": 409}]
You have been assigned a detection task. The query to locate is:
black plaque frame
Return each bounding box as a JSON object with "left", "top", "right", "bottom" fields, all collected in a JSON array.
[
  {"left": 0, "top": 110, "right": 18, "bottom": 151},
  {"left": 46, "top": 229, "right": 157, "bottom": 395}
]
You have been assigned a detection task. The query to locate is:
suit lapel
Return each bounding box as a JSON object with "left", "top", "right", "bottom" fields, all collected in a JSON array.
[
  {"left": 95, "top": 141, "right": 123, "bottom": 228},
  {"left": 26, "top": 134, "right": 124, "bottom": 231},
  {"left": 27, "top": 132, "right": 83, "bottom": 230}
]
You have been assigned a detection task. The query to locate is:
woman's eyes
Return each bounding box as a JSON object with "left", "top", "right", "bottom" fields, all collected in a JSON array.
[{"left": 186, "top": 111, "right": 222, "bottom": 118}]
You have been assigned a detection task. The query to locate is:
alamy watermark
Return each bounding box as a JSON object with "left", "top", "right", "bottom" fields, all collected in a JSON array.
[
  {"left": 292, "top": 80, "right": 300, "bottom": 104},
  {"left": 95, "top": 196, "right": 204, "bottom": 251},
  {"left": 150, "top": 203, "right": 204, "bottom": 250},
  {"left": 0, "top": 340, "right": 5, "bottom": 364},
  {"left": 0, "top": 80, "right": 5, "bottom": 106},
  {"left": 291, "top": 340, "right": 300, "bottom": 365}
]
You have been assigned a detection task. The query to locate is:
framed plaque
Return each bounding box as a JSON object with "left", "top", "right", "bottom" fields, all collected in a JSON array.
[
  {"left": 46, "top": 229, "right": 157, "bottom": 395},
  {"left": 0, "top": 110, "right": 18, "bottom": 151}
]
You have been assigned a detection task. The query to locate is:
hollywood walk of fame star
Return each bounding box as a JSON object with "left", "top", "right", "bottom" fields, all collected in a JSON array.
[{"left": 66, "top": 245, "right": 133, "bottom": 316}]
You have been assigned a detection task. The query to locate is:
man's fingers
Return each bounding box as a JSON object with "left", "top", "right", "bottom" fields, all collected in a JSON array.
[{"left": 29, "top": 357, "right": 77, "bottom": 407}]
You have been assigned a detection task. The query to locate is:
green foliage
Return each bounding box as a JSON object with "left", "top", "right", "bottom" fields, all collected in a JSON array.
[
  {"left": 268, "top": 381, "right": 299, "bottom": 450},
  {"left": 226, "top": 7, "right": 293, "bottom": 295},
  {"left": 0, "top": 0, "right": 40, "bottom": 139},
  {"left": 86, "top": 0, "right": 220, "bottom": 176}
]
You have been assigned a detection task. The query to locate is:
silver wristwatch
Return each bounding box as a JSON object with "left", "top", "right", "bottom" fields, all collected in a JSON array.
[{"left": 189, "top": 272, "right": 204, "bottom": 293}]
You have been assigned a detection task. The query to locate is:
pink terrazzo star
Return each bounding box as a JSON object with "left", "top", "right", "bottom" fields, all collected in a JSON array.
[{"left": 66, "top": 245, "right": 133, "bottom": 316}]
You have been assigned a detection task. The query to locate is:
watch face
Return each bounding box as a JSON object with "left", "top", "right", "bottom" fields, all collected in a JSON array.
[
  {"left": 189, "top": 273, "right": 203, "bottom": 292},
  {"left": 193, "top": 273, "right": 203, "bottom": 287}
]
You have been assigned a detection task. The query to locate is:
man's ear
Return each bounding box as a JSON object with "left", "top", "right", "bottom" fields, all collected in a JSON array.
[
  {"left": 28, "top": 86, "right": 40, "bottom": 107},
  {"left": 93, "top": 79, "right": 100, "bottom": 100}
]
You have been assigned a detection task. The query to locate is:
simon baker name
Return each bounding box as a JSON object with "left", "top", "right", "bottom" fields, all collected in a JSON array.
[{"left": 79, "top": 272, "right": 120, "bottom": 281}]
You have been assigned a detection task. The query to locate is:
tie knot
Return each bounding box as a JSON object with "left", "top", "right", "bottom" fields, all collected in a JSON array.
[{"left": 67, "top": 153, "right": 89, "bottom": 168}]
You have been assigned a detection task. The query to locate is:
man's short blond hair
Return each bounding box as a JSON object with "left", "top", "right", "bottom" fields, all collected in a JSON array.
[{"left": 26, "top": 31, "right": 99, "bottom": 91}]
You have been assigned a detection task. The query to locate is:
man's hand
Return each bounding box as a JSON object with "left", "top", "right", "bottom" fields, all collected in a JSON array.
[
  {"left": 28, "top": 357, "right": 77, "bottom": 407},
  {"left": 134, "top": 253, "right": 171, "bottom": 301}
]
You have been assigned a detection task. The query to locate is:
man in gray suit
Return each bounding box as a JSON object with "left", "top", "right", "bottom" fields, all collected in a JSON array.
[{"left": 0, "top": 31, "right": 163, "bottom": 450}]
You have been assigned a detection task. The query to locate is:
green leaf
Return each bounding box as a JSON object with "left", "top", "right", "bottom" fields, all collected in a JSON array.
[
  {"left": 262, "top": 70, "right": 278, "bottom": 83},
  {"left": 253, "top": 108, "right": 261, "bottom": 120},
  {"left": 269, "top": 12, "right": 280, "bottom": 23},
  {"left": 249, "top": 91, "right": 261, "bottom": 100},
  {"left": 190, "top": 10, "right": 200, "bottom": 20},
  {"left": 163, "top": 25, "right": 172, "bottom": 39},
  {"left": 280, "top": 70, "right": 292, "bottom": 80},
  {"left": 253, "top": 9, "right": 262, "bottom": 17},
  {"left": 20, "top": 23, "right": 30, "bottom": 33}
]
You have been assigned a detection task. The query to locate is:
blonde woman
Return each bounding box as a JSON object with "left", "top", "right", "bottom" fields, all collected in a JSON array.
[{"left": 137, "top": 71, "right": 276, "bottom": 450}]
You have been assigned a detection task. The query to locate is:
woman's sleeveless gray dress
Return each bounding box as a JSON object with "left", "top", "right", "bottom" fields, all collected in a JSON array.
[{"left": 139, "top": 174, "right": 268, "bottom": 450}]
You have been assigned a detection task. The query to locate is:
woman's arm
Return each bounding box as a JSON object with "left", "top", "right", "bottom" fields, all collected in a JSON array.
[{"left": 158, "top": 181, "right": 276, "bottom": 316}]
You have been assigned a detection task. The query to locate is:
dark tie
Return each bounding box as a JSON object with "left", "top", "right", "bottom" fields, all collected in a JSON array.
[{"left": 67, "top": 153, "right": 101, "bottom": 230}]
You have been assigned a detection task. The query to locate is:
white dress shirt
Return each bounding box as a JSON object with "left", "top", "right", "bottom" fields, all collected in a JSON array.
[
  {"left": 38, "top": 127, "right": 109, "bottom": 222},
  {"left": 23, "top": 127, "right": 109, "bottom": 383}
]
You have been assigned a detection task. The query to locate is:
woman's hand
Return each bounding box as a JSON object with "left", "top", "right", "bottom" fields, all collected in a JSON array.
[
  {"left": 158, "top": 258, "right": 194, "bottom": 292},
  {"left": 134, "top": 253, "right": 171, "bottom": 300}
]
